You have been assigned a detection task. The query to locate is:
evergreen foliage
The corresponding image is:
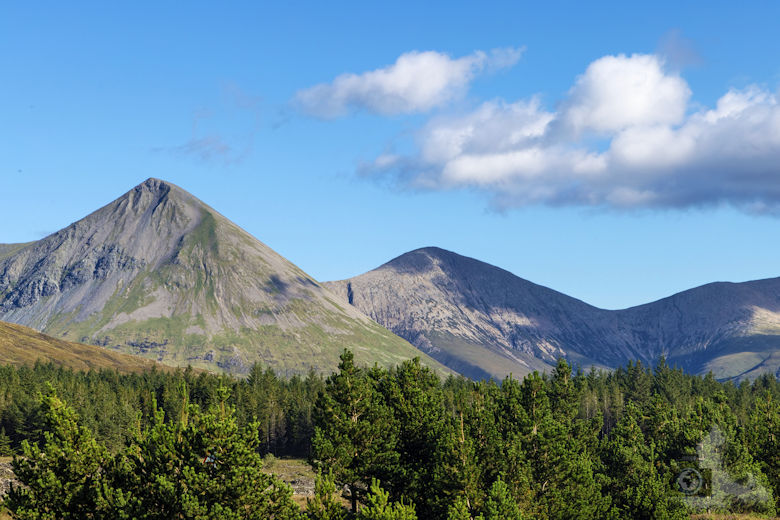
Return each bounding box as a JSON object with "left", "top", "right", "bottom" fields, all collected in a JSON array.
[
  {"left": 356, "top": 480, "right": 416, "bottom": 520},
  {"left": 482, "top": 477, "right": 522, "bottom": 520},
  {"left": 311, "top": 350, "right": 397, "bottom": 512},
  {"left": 0, "top": 362, "right": 322, "bottom": 457},
  {"left": 4, "top": 389, "right": 116, "bottom": 519},
  {"left": 0, "top": 354, "right": 778, "bottom": 519},
  {"left": 445, "top": 497, "right": 473, "bottom": 520},
  {"left": 120, "top": 386, "right": 302, "bottom": 519},
  {"left": 307, "top": 470, "right": 347, "bottom": 520},
  {"left": 0, "top": 427, "right": 13, "bottom": 456},
  {"left": 3, "top": 386, "right": 301, "bottom": 519},
  {"left": 598, "top": 403, "right": 688, "bottom": 519},
  {"left": 745, "top": 391, "right": 780, "bottom": 505}
]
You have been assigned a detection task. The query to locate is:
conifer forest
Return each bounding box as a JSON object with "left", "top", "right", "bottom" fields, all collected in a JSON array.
[{"left": 0, "top": 353, "right": 778, "bottom": 519}]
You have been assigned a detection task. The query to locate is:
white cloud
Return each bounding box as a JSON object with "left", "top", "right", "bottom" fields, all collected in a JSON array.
[
  {"left": 562, "top": 54, "right": 691, "bottom": 134},
  {"left": 419, "top": 99, "right": 554, "bottom": 164},
  {"left": 294, "top": 47, "right": 524, "bottom": 118},
  {"left": 364, "top": 53, "right": 780, "bottom": 213}
]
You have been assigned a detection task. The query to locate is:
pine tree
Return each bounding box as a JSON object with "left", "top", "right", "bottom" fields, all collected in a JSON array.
[
  {"left": 746, "top": 392, "right": 780, "bottom": 511},
  {"left": 549, "top": 358, "right": 579, "bottom": 419},
  {"left": 460, "top": 381, "right": 503, "bottom": 507},
  {"left": 120, "top": 386, "right": 302, "bottom": 520},
  {"left": 447, "top": 496, "right": 477, "bottom": 520},
  {"left": 307, "top": 470, "right": 347, "bottom": 520},
  {"left": 441, "top": 411, "right": 483, "bottom": 514},
  {"left": 519, "top": 372, "right": 611, "bottom": 520},
  {"left": 482, "top": 477, "right": 523, "bottom": 520},
  {"left": 0, "top": 426, "right": 13, "bottom": 456},
  {"left": 493, "top": 377, "right": 532, "bottom": 504},
  {"left": 311, "top": 350, "right": 398, "bottom": 513},
  {"left": 356, "top": 479, "right": 417, "bottom": 520},
  {"left": 688, "top": 422, "right": 776, "bottom": 515},
  {"left": 4, "top": 389, "right": 118, "bottom": 519},
  {"left": 380, "top": 358, "right": 451, "bottom": 517},
  {"left": 622, "top": 361, "right": 652, "bottom": 408},
  {"left": 598, "top": 403, "right": 688, "bottom": 520}
]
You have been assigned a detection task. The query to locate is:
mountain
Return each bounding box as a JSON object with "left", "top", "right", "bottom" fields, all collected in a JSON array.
[
  {"left": 0, "top": 179, "right": 447, "bottom": 376},
  {"left": 325, "top": 247, "right": 780, "bottom": 381},
  {"left": 616, "top": 279, "right": 780, "bottom": 380},
  {"left": 324, "top": 247, "right": 622, "bottom": 380},
  {"left": 0, "top": 320, "right": 165, "bottom": 373}
]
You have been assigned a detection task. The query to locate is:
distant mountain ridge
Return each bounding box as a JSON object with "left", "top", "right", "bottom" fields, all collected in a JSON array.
[
  {"left": 0, "top": 179, "right": 447, "bottom": 376},
  {"left": 326, "top": 247, "right": 780, "bottom": 380},
  {"left": 2, "top": 179, "right": 777, "bottom": 381},
  {"left": 615, "top": 277, "right": 780, "bottom": 380}
]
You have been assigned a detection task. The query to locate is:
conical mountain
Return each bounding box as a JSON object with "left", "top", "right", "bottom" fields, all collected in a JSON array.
[
  {"left": 0, "top": 179, "right": 446, "bottom": 375},
  {"left": 325, "top": 247, "right": 780, "bottom": 380}
]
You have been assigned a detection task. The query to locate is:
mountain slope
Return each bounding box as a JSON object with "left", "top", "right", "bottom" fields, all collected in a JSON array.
[
  {"left": 0, "top": 179, "right": 446, "bottom": 376},
  {"left": 0, "top": 243, "right": 32, "bottom": 260},
  {"left": 616, "top": 278, "right": 780, "bottom": 380},
  {"left": 0, "top": 320, "right": 165, "bottom": 373},
  {"left": 325, "top": 247, "right": 780, "bottom": 380},
  {"left": 325, "top": 247, "right": 622, "bottom": 379}
]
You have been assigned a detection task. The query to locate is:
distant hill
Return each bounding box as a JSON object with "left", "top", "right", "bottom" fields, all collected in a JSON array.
[
  {"left": 0, "top": 179, "right": 447, "bottom": 376},
  {"left": 0, "top": 320, "right": 163, "bottom": 373},
  {"left": 326, "top": 247, "right": 780, "bottom": 381}
]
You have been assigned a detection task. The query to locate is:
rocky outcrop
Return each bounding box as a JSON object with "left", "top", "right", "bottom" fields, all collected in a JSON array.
[{"left": 0, "top": 459, "right": 18, "bottom": 497}]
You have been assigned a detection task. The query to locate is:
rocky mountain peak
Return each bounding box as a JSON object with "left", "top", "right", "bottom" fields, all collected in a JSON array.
[
  {"left": 140, "top": 177, "right": 167, "bottom": 190},
  {"left": 129, "top": 178, "right": 194, "bottom": 209},
  {"left": 380, "top": 247, "right": 440, "bottom": 274},
  {"left": 0, "top": 179, "right": 210, "bottom": 318},
  {"left": 383, "top": 247, "right": 529, "bottom": 284},
  {"left": 0, "top": 179, "right": 444, "bottom": 376}
]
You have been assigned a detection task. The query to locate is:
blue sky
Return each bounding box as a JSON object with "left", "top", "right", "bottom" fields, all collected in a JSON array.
[{"left": 2, "top": 1, "right": 780, "bottom": 309}]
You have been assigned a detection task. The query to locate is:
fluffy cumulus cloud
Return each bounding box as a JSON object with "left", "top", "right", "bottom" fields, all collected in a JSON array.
[
  {"left": 562, "top": 54, "right": 691, "bottom": 133},
  {"left": 363, "top": 53, "right": 780, "bottom": 213},
  {"left": 294, "top": 47, "right": 524, "bottom": 118}
]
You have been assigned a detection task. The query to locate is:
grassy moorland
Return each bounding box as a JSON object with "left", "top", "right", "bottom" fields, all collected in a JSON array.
[{"left": 0, "top": 321, "right": 166, "bottom": 373}]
